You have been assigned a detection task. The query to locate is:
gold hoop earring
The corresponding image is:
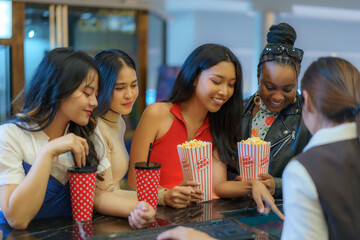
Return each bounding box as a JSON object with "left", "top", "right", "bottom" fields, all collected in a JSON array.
[
  {"left": 254, "top": 92, "right": 262, "bottom": 106},
  {"left": 293, "top": 96, "right": 297, "bottom": 104}
]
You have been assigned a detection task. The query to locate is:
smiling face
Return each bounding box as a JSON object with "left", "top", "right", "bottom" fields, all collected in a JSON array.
[
  {"left": 194, "top": 61, "right": 236, "bottom": 113},
  {"left": 110, "top": 65, "right": 139, "bottom": 115},
  {"left": 58, "top": 69, "right": 99, "bottom": 126},
  {"left": 258, "top": 61, "right": 297, "bottom": 113}
]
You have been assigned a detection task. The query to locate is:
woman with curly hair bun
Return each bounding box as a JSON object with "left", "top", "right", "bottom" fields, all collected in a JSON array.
[{"left": 232, "top": 23, "right": 312, "bottom": 199}]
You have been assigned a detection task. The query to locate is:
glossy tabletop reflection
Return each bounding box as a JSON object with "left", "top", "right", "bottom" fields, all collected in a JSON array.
[{"left": 0, "top": 198, "right": 283, "bottom": 240}]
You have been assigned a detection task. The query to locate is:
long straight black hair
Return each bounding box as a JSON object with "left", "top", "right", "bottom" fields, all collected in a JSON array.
[
  {"left": 93, "top": 49, "right": 137, "bottom": 117},
  {"left": 169, "top": 43, "right": 243, "bottom": 167},
  {"left": 9, "top": 47, "right": 103, "bottom": 167}
]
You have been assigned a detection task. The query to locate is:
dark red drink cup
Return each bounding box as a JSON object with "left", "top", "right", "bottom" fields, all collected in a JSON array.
[
  {"left": 68, "top": 166, "right": 97, "bottom": 221},
  {"left": 134, "top": 162, "right": 161, "bottom": 212}
]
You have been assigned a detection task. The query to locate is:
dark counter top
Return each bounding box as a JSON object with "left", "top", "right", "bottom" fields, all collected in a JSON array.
[{"left": 0, "top": 198, "right": 283, "bottom": 239}]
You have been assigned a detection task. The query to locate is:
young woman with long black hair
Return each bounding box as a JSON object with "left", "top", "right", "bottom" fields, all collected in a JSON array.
[{"left": 128, "top": 43, "right": 279, "bottom": 209}]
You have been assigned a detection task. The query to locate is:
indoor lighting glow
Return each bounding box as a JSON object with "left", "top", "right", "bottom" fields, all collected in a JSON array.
[
  {"left": 0, "top": 0, "right": 12, "bottom": 39},
  {"left": 28, "top": 29, "right": 35, "bottom": 38},
  {"left": 291, "top": 5, "right": 360, "bottom": 22}
]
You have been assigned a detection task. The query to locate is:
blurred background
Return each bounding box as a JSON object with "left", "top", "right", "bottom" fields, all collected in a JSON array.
[{"left": 1, "top": 0, "right": 360, "bottom": 138}]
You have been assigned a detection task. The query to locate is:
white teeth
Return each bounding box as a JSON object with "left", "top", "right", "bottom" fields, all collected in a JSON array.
[
  {"left": 272, "top": 102, "right": 281, "bottom": 106},
  {"left": 212, "top": 97, "right": 224, "bottom": 104}
]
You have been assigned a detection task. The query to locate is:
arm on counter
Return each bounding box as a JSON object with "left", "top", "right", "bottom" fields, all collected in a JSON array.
[
  {"left": 94, "top": 165, "right": 155, "bottom": 229},
  {"left": 212, "top": 150, "right": 284, "bottom": 219},
  {"left": 94, "top": 188, "right": 155, "bottom": 229}
]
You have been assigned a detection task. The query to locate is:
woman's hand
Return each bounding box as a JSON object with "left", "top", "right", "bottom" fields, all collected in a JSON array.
[
  {"left": 182, "top": 180, "right": 203, "bottom": 203},
  {"left": 164, "top": 181, "right": 203, "bottom": 208},
  {"left": 258, "top": 173, "right": 276, "bottom": 196},
  {"left": 251, "top": 180, "right": 284, "bottom": 220},
  {"left": 128, "top": 201, "right": 155, "bottom": 229},
  {"left": 157, "top": 226, "right": 215, "bottom": 240},
  {"left": 44, "top": 133, "right": 88, "bottom": 167}
]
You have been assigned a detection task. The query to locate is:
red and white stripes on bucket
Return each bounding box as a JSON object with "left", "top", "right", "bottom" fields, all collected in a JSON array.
[
  {"left": 177, "top": 142, "right": 212, "bottom": 203},
  {"left": 237, "top": 142, "right": 270, "bottom": 180}
]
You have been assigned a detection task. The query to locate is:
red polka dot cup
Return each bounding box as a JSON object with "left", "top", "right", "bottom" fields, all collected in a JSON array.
[
  {"left": 134, "top": 162, "right": 161, "bottom": 212},
  {"left": 68, "top": 166, "right": 97, "bottom": 221}
]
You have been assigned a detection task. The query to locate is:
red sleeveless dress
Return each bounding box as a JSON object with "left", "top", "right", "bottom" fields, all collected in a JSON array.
[{"left": 150, "top": 102, "right": 212, "bottom": 189}]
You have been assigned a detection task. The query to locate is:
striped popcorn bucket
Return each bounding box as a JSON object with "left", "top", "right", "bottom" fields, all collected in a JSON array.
[
  {"left": 177, "top": 142, "right": 212, "bottom": 203},
  {"left": 237, "top": 142, "right": 270, "bottom": 180},
  {"left": 199, "top": 202, "right": 213, "bottom": 221}
]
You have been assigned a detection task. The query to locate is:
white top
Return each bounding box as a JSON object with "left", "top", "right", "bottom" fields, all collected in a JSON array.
[
  {"left": 281, "top": 122, "right": 357, "bottom": 240},
  {"left": 0, "top": 122, "right": 110, "bottom": 186}
]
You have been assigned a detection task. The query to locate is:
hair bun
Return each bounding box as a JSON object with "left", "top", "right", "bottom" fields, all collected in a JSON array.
[{"left": 267, "top": 22, "right": 297, "bottom": 47}]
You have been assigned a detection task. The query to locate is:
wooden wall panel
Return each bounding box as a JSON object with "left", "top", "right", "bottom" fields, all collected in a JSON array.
[
  {"left": 0, "top": 39, "right": 11, "bottom": 45},
  {"left": 11, "top": 2, "right": 25, "bottom": 113},
  {"left": 136, "top": 10, "right": 148, "bottom": 116}
]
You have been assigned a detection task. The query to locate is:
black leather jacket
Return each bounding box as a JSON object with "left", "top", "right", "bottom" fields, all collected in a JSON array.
[{"left": 229, "top": 93, "right": 312, "bottom": 198}]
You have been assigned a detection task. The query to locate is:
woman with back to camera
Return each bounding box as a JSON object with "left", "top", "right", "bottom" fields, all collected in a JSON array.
[
  {"left": 91, "top": 49, "right": 155, "bottom": 228},
  {"left": 0, "top": 48, "right": 152, "bottom": 230},
  {"left": 282, "top": 57, "right": 360, "bottom": 239},
  {"left": 128, "top": 43, "right": 283, "bottom": 211},
  {"left": 231, "top": 23, "right": 311, "bottom": 198}
]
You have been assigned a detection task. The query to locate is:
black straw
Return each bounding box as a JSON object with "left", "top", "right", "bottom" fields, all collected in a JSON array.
[{"left": 147, "top": 143, "right": 153, "bottom": 166}]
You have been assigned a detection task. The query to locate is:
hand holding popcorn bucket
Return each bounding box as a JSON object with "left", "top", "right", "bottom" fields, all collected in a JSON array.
[
  {"left": 237, "top": 137, "right": 270, "bottom": 180},
  {"left": 177, "top": 140, "right": 212, "bottom": 203}
]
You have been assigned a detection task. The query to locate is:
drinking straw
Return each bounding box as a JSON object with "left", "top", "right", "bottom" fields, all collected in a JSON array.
[{"left": 147, "top": 143, "right": 153, "bottom": 166}]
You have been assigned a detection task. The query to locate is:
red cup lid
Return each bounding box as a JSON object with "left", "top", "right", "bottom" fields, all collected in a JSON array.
[
  {"left": 68, "top": 166, "right": 97, "bottom": 173},
  {"left": 134, "top": 162, "right": 161, "bottom": 170}
]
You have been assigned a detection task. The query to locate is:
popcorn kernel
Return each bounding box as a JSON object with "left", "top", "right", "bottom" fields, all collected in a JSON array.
[
  {"left": 181, "top": 139, "right": 208, "bottom": 148},
  {"left": 240, "top": 137, "right": 268, "bottom": 145}
]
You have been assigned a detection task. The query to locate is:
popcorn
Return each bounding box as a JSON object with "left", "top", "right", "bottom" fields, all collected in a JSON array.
[
  {"left": 241, "top": 137, "right": 268, "bottom": 145},
  {"left": 181, "top": 139, "right": 208, "bottom": 148}
]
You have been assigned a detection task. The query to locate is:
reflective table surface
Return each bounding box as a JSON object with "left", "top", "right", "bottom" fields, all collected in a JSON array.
[{"left": 0, "top": 198, "right": 283, "bottom": 240}]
